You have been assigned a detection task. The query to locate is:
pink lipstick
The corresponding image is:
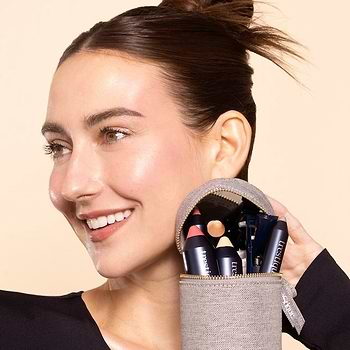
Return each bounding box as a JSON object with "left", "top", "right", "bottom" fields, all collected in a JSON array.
[{"left": 182, "top": 225, "right": 219, "bottom": 276}]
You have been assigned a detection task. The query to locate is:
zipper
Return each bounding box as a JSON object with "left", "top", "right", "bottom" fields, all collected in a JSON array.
[
  {"left": 175, "top": 183, "right": 272, "bottom": 254},
  {"left": 180, "top": 272, "right": 281, "bottom": 281}
]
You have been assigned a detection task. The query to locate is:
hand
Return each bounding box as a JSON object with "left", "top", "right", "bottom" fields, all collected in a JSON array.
[{"left": 265, "top": 195, "right": 324, "bottom": 286}]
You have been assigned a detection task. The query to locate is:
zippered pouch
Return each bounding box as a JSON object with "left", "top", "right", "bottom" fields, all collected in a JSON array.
[{"left": 175, "top": 178, "right": 305, "bottom": 350}]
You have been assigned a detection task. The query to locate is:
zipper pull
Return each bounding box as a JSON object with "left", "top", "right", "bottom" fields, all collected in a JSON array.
[{"left": 281, "top": 278, "right": 305, "bottom": 335}]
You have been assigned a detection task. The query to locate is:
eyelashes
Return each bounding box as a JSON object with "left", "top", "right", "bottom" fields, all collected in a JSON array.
[
  {"left": 99, "top": 126, "right": 129, "bottom": 144},
  {"left": 43, "top": 142, "right": 66, "bottom": 158},
  {"left": 43, "top": 127, "right": 130, "bottom": 160}
]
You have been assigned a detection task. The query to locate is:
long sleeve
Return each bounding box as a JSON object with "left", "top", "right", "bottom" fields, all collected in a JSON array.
[{"left": 282, "top": 249, "right": 350, "bottom": 349}]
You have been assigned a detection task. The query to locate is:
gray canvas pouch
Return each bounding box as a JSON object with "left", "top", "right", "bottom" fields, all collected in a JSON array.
[{"left": 175, "top": 178, "right": 305, "bottom": 350}]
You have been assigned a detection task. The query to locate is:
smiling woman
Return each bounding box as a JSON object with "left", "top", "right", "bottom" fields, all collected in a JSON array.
[
  {"left": 1, "top": 0, "right": 350, "bottom": 350},
  {"left": 43, "top": 52, "right": 216, "bottom": 284}
]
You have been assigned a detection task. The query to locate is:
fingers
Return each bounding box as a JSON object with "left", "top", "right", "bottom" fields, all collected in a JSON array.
[{"left": 265, "top": 194, "right": 312, "bottom": 245}]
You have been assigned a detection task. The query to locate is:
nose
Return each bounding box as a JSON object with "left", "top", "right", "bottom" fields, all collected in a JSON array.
[{"left": 60, "top": 146, "right": 104, "bottom": 203}]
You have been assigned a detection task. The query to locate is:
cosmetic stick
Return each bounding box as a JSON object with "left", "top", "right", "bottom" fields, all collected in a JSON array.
[
  {"left": 183, "top": 207, "right": 207, "bottom": 238},
  {"left": 260, "top": 217, "right": 289, "bottom": 273},
  {"left": 253, "top": 213, "right": 278, "bottom": 272},
  {"left": 253, "top": 214, "right": 278, "bottom": 259},
  {"left": 183, "top": 225, "right": 219, "bottom": 276},
  {"left": 215, "top": 236, "right": 242, "bottom": 276}
]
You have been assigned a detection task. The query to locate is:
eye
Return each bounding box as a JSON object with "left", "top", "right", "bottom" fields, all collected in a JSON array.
[
  {"left": 100, "top": 126, "right": 129, "bottom": 144},
  {"left": 43, "top": 142, "right": 70, "bottom": 159}
]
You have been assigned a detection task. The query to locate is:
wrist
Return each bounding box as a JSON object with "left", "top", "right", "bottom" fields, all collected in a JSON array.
[{"left": 284, "top": 243, "right": 324, "bottom": 286}]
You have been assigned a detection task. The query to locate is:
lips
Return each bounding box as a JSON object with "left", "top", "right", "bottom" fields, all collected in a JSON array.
[{"left": 86, "top": 210, "right": 133, "bottom": 242}]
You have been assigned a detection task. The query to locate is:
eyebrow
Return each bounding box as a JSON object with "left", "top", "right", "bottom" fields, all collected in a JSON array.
[{"left": 41, "top": 107, "right": 145, "bottom": 137}]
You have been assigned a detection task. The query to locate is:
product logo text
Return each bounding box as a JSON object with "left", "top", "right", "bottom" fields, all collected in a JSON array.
[
  {"left": 271, "top": 240, "right": 286, "bottom": 272},
  {"left": 201, "top": 250, "right": 212, "bottom": 274}
]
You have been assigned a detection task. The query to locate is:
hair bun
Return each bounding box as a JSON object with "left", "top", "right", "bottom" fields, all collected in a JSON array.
[{"left": 159, "top": 0, "right": 254, "bottom": 26}]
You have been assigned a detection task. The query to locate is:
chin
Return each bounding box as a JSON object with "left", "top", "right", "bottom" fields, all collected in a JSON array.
[
  {"left": 92, "top": 256, "right": 133, "bottom": 278},
  {"left": 85, "top": 237, "right": 177, "bottom": 278},
  {"left": 90, "top": 251, "right": 157, "bottom": 279},
  {"left": 94, "top": 262, "right": 133, "bottom": 279}
]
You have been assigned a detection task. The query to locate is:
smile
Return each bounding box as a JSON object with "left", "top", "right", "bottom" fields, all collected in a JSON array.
[
  {"left": 86, "top": 209, "right": 133, "bottom": 242},
  {"left": 86, "top": 209, "right": 132, "bottom": 230}
]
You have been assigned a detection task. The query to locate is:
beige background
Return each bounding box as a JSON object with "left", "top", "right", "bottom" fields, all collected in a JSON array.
[{"left": 0, "top": 1, "right": 349, "bottom": 349}]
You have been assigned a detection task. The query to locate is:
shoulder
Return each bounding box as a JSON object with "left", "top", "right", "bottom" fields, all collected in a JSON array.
[
  {"left": 0, "top": 289, "right": 94, "bottom": 349},
  {"left": 0, "top": 288, "right": 84, "bottom": 319}
]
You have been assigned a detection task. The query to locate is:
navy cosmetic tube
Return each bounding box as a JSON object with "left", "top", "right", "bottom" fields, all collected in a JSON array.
[
  {"left": 183, "top": 235, "right": 219, "bottom": 275},
  {"left": 216, "top": 245, "right": 243, "bottom": 275},
  {"left": 260, "top": 219, "right": 289, "bottom": 273},
  {"left": 253, "top": 213, "right": 279, "bottom": 272}
]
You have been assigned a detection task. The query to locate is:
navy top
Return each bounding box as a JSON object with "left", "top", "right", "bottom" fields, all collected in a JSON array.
[{"left": 0, "top": 249, "right": 349, "bottom": 349}]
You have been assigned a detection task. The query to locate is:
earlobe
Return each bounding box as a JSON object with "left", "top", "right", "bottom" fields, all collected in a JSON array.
[{"left": 209, "top": 110, "right": 252, "bottom": 179}]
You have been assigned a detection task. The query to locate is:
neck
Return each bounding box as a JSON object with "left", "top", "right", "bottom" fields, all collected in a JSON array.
[{"left": 96, "top": 246, "right": 184, "bottom": 349}]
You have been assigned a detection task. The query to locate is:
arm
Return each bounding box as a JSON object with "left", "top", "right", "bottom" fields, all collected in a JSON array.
[
  {"left": 282, "top": 248, "right": 350, "bottom": 349},
  {"left": 266, "top": 195, "right": 350, "bottom": 349}
]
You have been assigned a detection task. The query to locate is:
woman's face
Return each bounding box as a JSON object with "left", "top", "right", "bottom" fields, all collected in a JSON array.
[{"left": 43, "top": 52, "right": 212, "bottom": 277}]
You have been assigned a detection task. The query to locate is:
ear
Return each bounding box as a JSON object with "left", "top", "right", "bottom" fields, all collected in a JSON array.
[{"left": 204, "top": 110, "right": 252, "bottom": 179}]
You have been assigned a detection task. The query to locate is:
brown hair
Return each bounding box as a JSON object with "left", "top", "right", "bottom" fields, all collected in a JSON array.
[{"left": 56, "top": 0, "right": 303, "bottom": 181}]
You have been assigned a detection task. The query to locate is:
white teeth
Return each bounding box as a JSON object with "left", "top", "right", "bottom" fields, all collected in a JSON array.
[
  {"left": 115, "top": 212, "right": 124, "bottom": 222},
  {"left": 91, "top": 219, "right": 99, "bottom": 230},
  {"left": 107, "top": 214, "right": 116, "bottom": 224},
  {"left": 97, "top": 216, "right": 108, "bottom": 228},
  {"left": 85, "top": 209, "right": 133, "bottom": 230},
  {"left": 124, "top": 209, "right": 132, "bottom": 218}
]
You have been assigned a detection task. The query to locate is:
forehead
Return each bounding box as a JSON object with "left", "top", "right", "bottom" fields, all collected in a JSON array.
[{"left": 46, "top": 51, "right": 174, "bottom": 124}]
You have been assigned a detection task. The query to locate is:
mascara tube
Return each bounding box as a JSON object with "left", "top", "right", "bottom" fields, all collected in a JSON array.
[{"left": 260, "top": 217, "right": 289, "bottom": 273}]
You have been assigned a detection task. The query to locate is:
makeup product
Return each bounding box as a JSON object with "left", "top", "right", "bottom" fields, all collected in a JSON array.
[
  {"left": 183, "top": 207, "right": 207, "bottom": 238},
  {"left": 223, "top": 202, "right": 245, "bottom": 248},
  {"left": 207, "top": 220, "right": 225, "bottom": 238},
  {"left": 245, "top": 214, "right": 257, "bottom": 273},
  {"left": 252, "top": 256, "right": 262, "bottom": 273},
  {"left": 215, "top": 236, "right": 242, "bottom": 275},
  {"left": 253, "top": 213, "right": 278, "bottom": 272},
  {"left": 182, "top": 225, "right": 219, "bottom": 276},
  {"left": 238, "top": 249, "right": 247, "bottom": 274},
  {"left": 260, "top": 217, "right": 289, "bottom": 273}
]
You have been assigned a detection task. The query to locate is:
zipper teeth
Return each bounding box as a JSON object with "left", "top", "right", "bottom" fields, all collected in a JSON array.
[
  {"left": 180, "top": 272, "right": 282, "bottom": 280},
  {"left": 175, "top": 188, "right": 267, "bottom": 253},
  {"left": 175, "top": 188, "right": 228, "bottom": 253}
]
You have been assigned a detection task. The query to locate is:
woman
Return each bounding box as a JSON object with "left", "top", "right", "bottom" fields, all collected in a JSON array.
[{"left": 1, "top": 0, "right": 349, "bottom": 349}]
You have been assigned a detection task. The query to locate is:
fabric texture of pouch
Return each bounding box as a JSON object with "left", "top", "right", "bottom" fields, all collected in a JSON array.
[{"left": 175, "top": 178, "right": 305, "bottom": 350}]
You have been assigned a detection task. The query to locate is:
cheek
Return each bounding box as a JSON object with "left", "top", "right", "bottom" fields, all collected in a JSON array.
[
  {"left": 104, "top": 132, "right": 206, "bottom": 253},
  {"left": 105, "top": 133, "right": 201, "bottom": 199}
]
